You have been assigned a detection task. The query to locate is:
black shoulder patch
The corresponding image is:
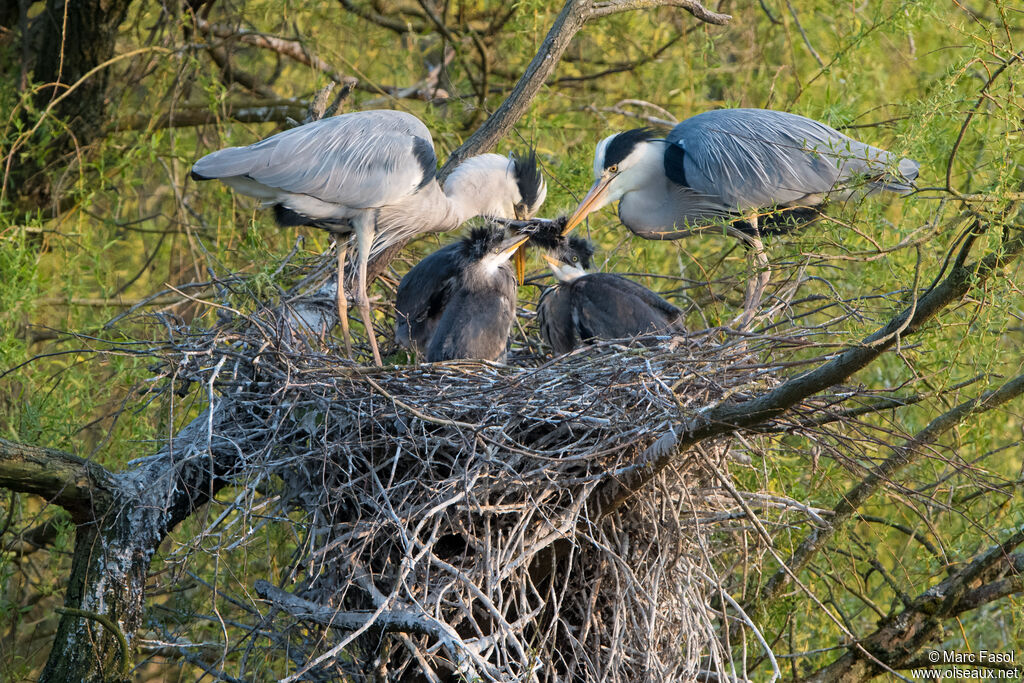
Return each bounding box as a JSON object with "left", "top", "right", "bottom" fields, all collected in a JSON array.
[
  {"left": 411, "top": 136, "right": 438, "bottom": 190},
  {"left": 604, "top": 127, "right": 665, "bottom": 168},
  {"left": 512, "top": 149, "right": 544, "bottom": 209},
  {"left": 663, "top": 142, "right": 689, "bottom": 187},
  {"left": 273, "top": 204, "right": 316, "bottom": 227},
  {"left": 190, "top": 169, "right": 211, "bottom": 181}
]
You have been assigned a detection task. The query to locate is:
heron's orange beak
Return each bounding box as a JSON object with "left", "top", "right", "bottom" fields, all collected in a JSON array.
[
  {"left": 541, "top": 253, "right": 560, "bottom": 269},
  {"left": 563, "top": 177, "right": 613, "bottom": 235},
  {"left": 514, "top": 246, "right": 527, "bottom": 284}
]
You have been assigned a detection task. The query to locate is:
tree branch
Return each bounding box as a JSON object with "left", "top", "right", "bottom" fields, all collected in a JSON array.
[
  {"left": 805, "top": 535, "right": 1024, "bottom": 682},
  {"left": 112, "top": 100, "right": 307, "bottom": 132},
  {"left": 194, "top": 19, "right": 358, "bottom": 87},
  {"left": 593, "top": 226, "right": 1024, "bottom": 518},
  {"left": 588, "top": 0, "right": 730, "bottom": 22},
  {"left": 755, "top": 371, "right": 1024, "bottom": 612},
  {"left": 0, "top": 438, "right": 114, "bottom": 522},
  {"left": 254, "top": 580, "right": 444, "bottom": 636}
]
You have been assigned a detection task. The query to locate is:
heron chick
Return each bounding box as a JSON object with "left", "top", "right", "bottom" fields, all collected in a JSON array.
[
  {"left": 397, "top": 227, "right": 529, "bottom": 363},
  {"left": 563, "top": 108, "right": 920, "bottom": 327},
  {"left": 537, "top": 237, "right": 684, "bottom": 355},
  {"left": 190, "top": 109, "right": 546, "bottom": 365}
]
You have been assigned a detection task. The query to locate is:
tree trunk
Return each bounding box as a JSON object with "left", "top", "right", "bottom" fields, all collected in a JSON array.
[
  {"left": 32, "top": 405, "right": 238, "bottom": 682},
  {"left": 16, "top": 0, "right": 135, "bottom": 206}
]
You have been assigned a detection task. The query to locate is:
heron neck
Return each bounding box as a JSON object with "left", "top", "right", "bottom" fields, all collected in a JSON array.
[
  {"left": 441, "top": 161, "right": 516, "bottom": 223},
  {"left": 442, "top": 188, "right": 480, "bottom": 226}
]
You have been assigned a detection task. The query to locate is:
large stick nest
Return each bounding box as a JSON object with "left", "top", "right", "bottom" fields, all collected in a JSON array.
[{"left": 146, "top": 258, "right": 784, "bottom": 682}]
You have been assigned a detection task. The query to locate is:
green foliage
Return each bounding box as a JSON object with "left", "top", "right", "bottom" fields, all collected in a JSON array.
[{"left": 0, "top": 0, "right": 1022, "bottom": 679}]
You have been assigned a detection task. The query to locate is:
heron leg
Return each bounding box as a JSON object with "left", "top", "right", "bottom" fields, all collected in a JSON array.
[
  {"left": 733, "top": 215, "right": 770, "bottom": 330},
  {"left": 335, "top": 239, "right": 353, "bottom": 358},
  {"left": 354, "top": 219, "right": 383, "bottom": 366}
]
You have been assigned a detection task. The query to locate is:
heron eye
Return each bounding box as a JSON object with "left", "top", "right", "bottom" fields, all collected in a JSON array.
[
  {"left": 493, "top": 248, "right": 500, "bottom": 254},
  {"left": 608, "top": 164, "right": 619, "bottom": 174},
  {"left": 572, "top": 256, "right": 578, "bottom": 263}
]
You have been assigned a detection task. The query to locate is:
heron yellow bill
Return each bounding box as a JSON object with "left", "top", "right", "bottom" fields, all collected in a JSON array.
[
  {"left": 541, "top": 252, "right": 561, "bottom": 269},
  {"left": 562, "top": 177, "right": 612, "bottom": 235},
  {"left": 497, "top": 233, "right": 531, "bottom": 260},
  {"left": 514, "top": 246, "right": 527, "bottom": 284}
]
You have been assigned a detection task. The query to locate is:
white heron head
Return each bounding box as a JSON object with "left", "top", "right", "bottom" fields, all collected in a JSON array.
[
  {"left": 562, "top": 127, "right": 667, "bottom": 235},
  {"left": 444, "top": 150, "right": 547, "bottom": 222}
]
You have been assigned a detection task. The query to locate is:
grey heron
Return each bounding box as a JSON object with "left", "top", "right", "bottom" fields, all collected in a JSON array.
[
  {"left": 562, "top": 108, "right": 920, "bottom": 326},
  {"left": 190, "top": 109, "right": 546, "bottom": 365},
  {"left": 536, "top": 236, "right": 684, "bottom": 354},
  {"left": 396, "top": 226, "right": 528, "bottom": 362}
]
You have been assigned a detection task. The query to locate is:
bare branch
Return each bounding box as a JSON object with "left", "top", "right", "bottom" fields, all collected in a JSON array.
[
  {"left": 805, "top": 534, "right": 1024, "bottom": 682},
  {"left": 593, "top": 227, "right": 1024, "bottom": 517},
  {"left": 588, "top": 0, "right": 730, "bottom": 22},
  {"left": 0, "top": 438, "right": 113, "bottom": 522},
  {"left": 756, "top": 371, "right": 1024, "bottom": 611},
  {"left": 194, "top": 19, "right": 357, "bottom": 87},
  {"left": 254, "top": 580, "right": 446, "bottom": 636}
]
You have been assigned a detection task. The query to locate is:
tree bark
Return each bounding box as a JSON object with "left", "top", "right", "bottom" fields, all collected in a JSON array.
[
  {"left": 35, "top": 404, "right": 241, "bottom": 682},
  {"left": 0, "top": 438, "right": 114, "bottom": 522},
  {"left": 14, "top": 0, "right": 135, "bottom": 205}
]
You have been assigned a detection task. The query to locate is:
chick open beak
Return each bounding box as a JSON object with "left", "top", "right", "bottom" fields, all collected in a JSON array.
[
  {"left": 541, "top": 253, "right": 562, "bottom": 270},
  {"left": 562, "top": 177, "right": 613, "bottom": 235}
]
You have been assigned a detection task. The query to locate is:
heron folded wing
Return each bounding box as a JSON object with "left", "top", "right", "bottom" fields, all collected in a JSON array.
[
  {"left": 199, "top": 111, "right": 438, "bottom": 209},
  {"left": 571, "top": 275, "right": 680, "bottom": 342},
  {"left": 537, "top": 285, "right": 577, "bottom": 355},
  {"left": 395, "top": 241, "right": 462, "bottom": 351},
  {"left": 667, "top": 108, "right": 908, "bottom": 210}
]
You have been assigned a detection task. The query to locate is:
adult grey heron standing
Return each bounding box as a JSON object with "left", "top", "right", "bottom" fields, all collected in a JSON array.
[
  {"left": 403, "top": 226, "right": 529, "bottom": 362},
  {"left": 537, "top": 236, "right": 684, "bottom": 354},
  {"left": 190, "top": 109, "right": 546, "bottom": 365},
  {"left": 562, "top": 108, "right": 920, "bottom": 326}
]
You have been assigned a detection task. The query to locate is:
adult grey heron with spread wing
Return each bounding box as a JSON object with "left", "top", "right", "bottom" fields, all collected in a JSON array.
[
  {"left": 562, "top": 108, "right": 920, "bottom": 326},
  {"left": 395, "top": 226, "right": 529, "bottom": 362},
  {"left": 191, "top": 109, "right": 546, "bottom": 365},
  {"left": 537, "top": 236, "right": 684, "bottom": 354}
]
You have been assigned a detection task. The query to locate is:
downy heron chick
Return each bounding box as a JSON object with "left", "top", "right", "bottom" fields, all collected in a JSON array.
[
  {"left": 190, "top": 109, "right": 546, "bottom": 365},
  {"left": 537, "top": 236, "right": 684, "bottom": 355},
  {"left": 397, "top": 226, "right": 529, "bottom": 363}
]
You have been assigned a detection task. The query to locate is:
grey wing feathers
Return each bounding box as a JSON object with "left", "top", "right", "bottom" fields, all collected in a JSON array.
[
  {"left": 668, "top": 109, "right": 918, "bottom": 209},
  {"left": 395, "top": 241, "right": 461, "bottom": 351},
  {"left": 572, "top": 275, "right": 683, "bottom": 342},
  {"left": 596, "top": 274, "right": 684, "bottom": 325},
  {"left": 537, "top": 285, "right": 577, "bottom": 355},
  {"left": 426, "top": 269, "right": 517, "bottom": 362},
  {"left": 191, "top": 110, "right": 437, "bottom": 208}
]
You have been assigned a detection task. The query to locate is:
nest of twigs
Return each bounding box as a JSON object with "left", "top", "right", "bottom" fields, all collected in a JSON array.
[{"left": 148, "top": 267, "right": 779, "bottom": 683}]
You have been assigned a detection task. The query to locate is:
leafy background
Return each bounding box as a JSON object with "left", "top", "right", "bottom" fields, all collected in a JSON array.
[{"left": 1, "top": 0, "right": 1022, "bottom": 679}]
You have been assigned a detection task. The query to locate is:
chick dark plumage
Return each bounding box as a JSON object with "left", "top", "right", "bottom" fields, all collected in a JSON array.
[
  {"left": 538, "top": 237, "right": 684, "bottom": 354},
  {"left": 396, "top": 226, "right": 525, "bottom": 362}
]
